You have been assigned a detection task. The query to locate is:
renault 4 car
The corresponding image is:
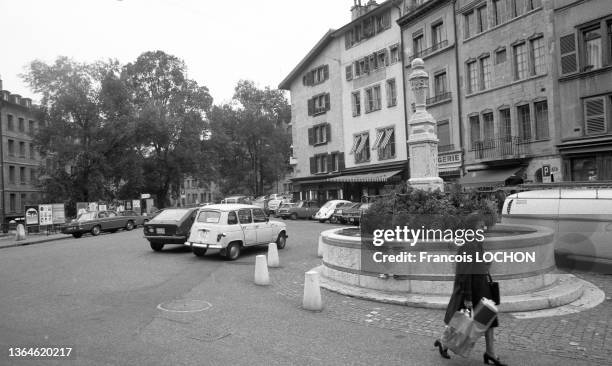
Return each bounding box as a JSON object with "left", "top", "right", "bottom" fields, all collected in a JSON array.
[{"left": 185, "top": 204, "right": 287, "bottom": 260}]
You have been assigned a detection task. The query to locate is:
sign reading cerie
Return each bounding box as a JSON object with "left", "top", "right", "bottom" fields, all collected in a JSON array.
[{"left": 438, "top": 152, "right": 462, "bottom": 165}]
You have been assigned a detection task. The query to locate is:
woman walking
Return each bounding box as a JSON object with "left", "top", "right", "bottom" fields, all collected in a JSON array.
[{"left": 434, "top": 239, "right": 507, "bottom": 365}]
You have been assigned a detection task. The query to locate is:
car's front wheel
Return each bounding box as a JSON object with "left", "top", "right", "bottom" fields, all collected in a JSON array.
[
  {"left": 276, "top": 233, "right": 287, "bottom": 249},
  {"left": 91, "top": 226, "right": 101, "bottom": 236},
  {"left": 193, "top": 247, "right": 207, "bottom": 257},
  {"left": 72, "top": 233, "right": 83, "bottom": 238},
  {"left": 224, "top": 242, "right": 241, "bottom": 261},
  {"left": 150, "top": 242, "right": 164, "bottom": 251},
  {"left": 125, "top": 220, "right": 134, "bottom": 231}
]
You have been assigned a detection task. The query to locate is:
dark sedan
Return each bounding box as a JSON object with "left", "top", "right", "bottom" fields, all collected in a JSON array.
[
  {"left": 143, "top": 208, "right": 197, "bottom": 251},
  {"left": 61, "top": 210, "right": 140, "bottom": 238},
  {"left": 342, "top": 203, "right": 371, "bottom": 225}
]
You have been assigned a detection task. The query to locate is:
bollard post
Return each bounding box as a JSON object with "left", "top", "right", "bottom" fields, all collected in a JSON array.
[
  {"left": 254, "top": 255, "right": 270, "bottom": 285},
  {"left": 317, "top": 235, "right": 324, "bottom": 258},
  {"left": 267, "top": 243, "right": 279, "bottom": 268},
  {"left": 302, "top": 270, "right": 323, "bottom": 311}
]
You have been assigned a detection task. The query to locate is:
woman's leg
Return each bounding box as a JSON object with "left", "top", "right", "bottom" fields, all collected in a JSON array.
[{"left": 485, "top": 328, "right": 496, "bottom": 356}]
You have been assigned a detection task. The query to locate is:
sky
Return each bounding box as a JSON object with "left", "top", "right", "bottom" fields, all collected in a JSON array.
[{"left": 0, "top": 0, "right": 353, "bottom": 104}]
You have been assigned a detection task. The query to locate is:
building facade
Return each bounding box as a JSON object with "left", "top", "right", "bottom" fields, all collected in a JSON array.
[
  {"left": 0, "top": 79, "right": 44, "bottom": 226},
  {"left": 279, "top": 30, "right": 347, "bottom": 202},
  {"left": 175, "top": 176, "right": 218, "bottom": 207},
  {"left": 553, "top": 0, "right": 612, "bottom": 182}
]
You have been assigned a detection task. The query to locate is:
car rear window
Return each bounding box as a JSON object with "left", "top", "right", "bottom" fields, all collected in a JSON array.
[
  {"left": 197, "top": 210, "right": 221, "bottom": 223},
  {"left": 152, "top": 209, "right": 189, "bottom": 221}
]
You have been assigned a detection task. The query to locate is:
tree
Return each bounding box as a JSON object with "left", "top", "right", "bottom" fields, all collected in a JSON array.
[
  {"left": 22, "top": 57, "right": 141, "bottom": 207},
  {"left": 122, "top": 51, "right": 213, "bottom": 207},
  {"left": 208, "top": 80, "right": 291, "bottom": 196}
]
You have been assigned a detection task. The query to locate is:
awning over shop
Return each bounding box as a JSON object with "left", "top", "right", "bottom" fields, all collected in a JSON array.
[
  {"left": 326, "top": 170, "right": 402, "bottom": 183},
  {"left": 459, "top": 167, "right": 523, "bottom": 187}
]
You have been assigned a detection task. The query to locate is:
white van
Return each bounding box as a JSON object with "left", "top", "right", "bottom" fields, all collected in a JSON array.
[{"left": 502, "top": 188, "right": 612, "bottom": 263}]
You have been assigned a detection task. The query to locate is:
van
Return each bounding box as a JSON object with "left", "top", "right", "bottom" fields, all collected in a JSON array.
[{"left": 502, "top": 188, "right": 612, "bottom": 264}]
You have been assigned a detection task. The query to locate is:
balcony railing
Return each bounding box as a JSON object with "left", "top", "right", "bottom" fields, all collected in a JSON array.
[
  {"left": 471, "top": 136, "right": 526, "bottom": 161},
  {"left": 426, "top": 92, "right": 452, "bottom": 105},
  {"left": 409, "top": 40, "right": 449, "bottom": 62}
]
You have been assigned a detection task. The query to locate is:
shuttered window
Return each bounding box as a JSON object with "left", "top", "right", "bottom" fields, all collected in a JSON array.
[
  {"left": 483, "top": 112, "right": 495, "bottom": 141},
  {"left": 517, "top": 104, "right": 532, "bottom": 141},
  {"left": 534, "top": 100, "right": 549, "bottom": 140},
  {"left": 346, "top": 65, "right": 353, "bottom": 81},
  {"left": 584, "top": 97, "right": 606, "bottom": 135},
  {"left": 499, "top": 108, "right": 512, "bottom": 140},
  {"left": 437, "top": 120, "right": 451, "bottom": 147},
  {"left": 560, "top": 34, "right": 577, "bottom": 74},
  {"left": 469, "top": 115, "right": 481, "bottom": 149}
]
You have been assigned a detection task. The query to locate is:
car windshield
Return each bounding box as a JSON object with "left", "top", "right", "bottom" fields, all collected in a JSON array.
[
  {"left": 296, "top": 201, "right": 306, "bottom": 208},
  {"left": 76, "top": 212, "right": 96, "bottom": 222},
  {"left": 152, "top": 209, "right": 189, "bottom": 221},
  {"left": 197, "top": 210, "right": 221, "bottom": 223},
  {"left": 321, "top": 201, "right": 335, "bottom": 209},
  {"left": 280, "top": 203, "right": 295, "bottom": 208}
]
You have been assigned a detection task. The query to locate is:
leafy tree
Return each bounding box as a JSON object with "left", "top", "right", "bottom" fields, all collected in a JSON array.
[
  {"left": 22, "top": 57, "right": 141, "bottom": 207},
  {"left": 122, "top": 51, "right": 213, "bottom": 207},
  {"left": 208, "top": 80, "right": 291, "bottom": 196}
]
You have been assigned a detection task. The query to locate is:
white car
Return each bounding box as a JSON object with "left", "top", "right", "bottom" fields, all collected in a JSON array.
[
  {"left": 185, "top": 204, "right": 287, "bottom": 260},
  {"left": 314, "top": 199, "right": 352, "bottom": 223}
]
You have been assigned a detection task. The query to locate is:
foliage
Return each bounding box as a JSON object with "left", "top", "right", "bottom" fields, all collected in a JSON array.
[
  {"left": 361, "top": 184, "right": 499, "bottom": 235},
  {"left": 207, "top": 80, "right": 291, "bottom": 196}
]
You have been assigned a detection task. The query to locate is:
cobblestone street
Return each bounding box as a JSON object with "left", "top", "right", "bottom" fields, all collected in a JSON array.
[{"left": 272, "top": 223, "right": 612, "bottom": 365}]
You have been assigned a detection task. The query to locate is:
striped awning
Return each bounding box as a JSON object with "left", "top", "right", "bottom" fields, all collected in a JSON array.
[
  {"left": 354, "top": 135, "right": 368, "bottom": 155},
  {"left": 327, "top": 170, "right": 402, "bottom": 183},
  {"left": 371, "top": 129, "right": 385, "bottom": 150},
  {"left": 379, "top": 128, "right": 394, "bottom": 149},
  {"left": 349, "top": 135, "right": 361, "bottom": 154}
]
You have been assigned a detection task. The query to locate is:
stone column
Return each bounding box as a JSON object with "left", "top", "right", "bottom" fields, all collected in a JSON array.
[{"left": 407, "top": 58, "right": 444, "bottom": 191}]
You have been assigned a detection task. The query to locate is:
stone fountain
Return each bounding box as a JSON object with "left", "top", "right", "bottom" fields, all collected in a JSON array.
[{"left": 313, "top": 59, "right": 601, "bottom": 313}]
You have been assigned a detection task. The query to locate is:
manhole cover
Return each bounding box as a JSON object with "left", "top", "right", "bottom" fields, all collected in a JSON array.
[{"left": 157, "top": 299, "right": 213, "bottom": 313}]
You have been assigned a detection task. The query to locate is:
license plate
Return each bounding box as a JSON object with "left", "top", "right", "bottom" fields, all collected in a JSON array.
[
  {"left": 156, "top": 228, "right": 165, "bottom": 234},
  {"left": 349, "top": 218, "right": 355, "bottom": 223}
]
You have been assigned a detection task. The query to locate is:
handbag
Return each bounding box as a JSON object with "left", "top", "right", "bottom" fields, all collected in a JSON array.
[{"left": 487, "top": 272, "right": 500, "bottom": 305}]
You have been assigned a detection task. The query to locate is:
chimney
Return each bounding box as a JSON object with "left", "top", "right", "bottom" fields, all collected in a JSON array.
[
  {"left": 351, "top": 0, "right": 366, "bottom": 20},
  {"left": 366, "top": 0, "right": 379, "bottom": 12},
  {"left": 0, "top": 77, "right": 3, "bottom": 91}
]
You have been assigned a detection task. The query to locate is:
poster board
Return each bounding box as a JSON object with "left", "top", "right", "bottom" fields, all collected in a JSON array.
[
  {"left": 39, "top": 204, "right": 53, "bottom": 226},
  {"left": 76, "top": 202, "right": 88, "bottom": 216},
  {"left": 132, "top": 200, "right": 141, "bottom": 214},
  {"left": 25, "top": 205, "right": 39, "bottom": 226},
  {"left": 88, "top": 202, "right": 99, "bottom": 212},
  {"left": 52, "top": 204, "right": 66, "bottom": 224}
]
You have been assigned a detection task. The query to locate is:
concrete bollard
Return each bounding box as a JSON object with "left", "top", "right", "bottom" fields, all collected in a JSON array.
[
  {"left": 15, "top": 224, "right": 26, "bottom": 241},
  {"left": 267, "top": 243, "right": 279, "bottom": 268},
  {"left": 302, "top": 270, "right": 323, "bottom": 311},
  {"left": 254, "top": 255, "right": 270, "bottom": 286},
  {"left": 317, "top": 235, "right": 324, "bottom": 258}
]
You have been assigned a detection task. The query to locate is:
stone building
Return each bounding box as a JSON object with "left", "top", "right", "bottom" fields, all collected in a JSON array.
[
  {"left": 279, "top": 30, "right": 347, "bottom": 202},
  {"left": 175, "top": 176, "right": 218, "bottom": 207},
  {"left": 0, "top": 79, "right": 44, "bottom": 226},
  {"left": 553, "top": 0, "right": 612, "bottom": 182},
  {"left": 454, "top": 0, "right": 559, "bottom": 188}
]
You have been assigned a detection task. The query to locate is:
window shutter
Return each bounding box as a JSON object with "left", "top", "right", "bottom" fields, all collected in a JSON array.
[
  {"left": 345, "top": 33, "right": 351, "bottom": 49},
  {"left": 338, "top": 153, "right": 345, "bottom": 170},
  {"left": 307, "top": 98, "right": 314, "bottom": 116},
  {"left": 562, "top": 159, "right": 571, "bottom": 181},
  {"left": 308, "top": 71, "right": 314, "bottom": 85},
  {"left": 585, "top": 98, "right": 606, "bottom": 134},
  {"left": 382, "top": 12, "right": 391, "bottom": 29},
  {"left": 327, "top": 153, "right": 334, "bottom": 172},
  {"left": 309, "top": 157, "right": 316, "bottom": 174},
  {"left": 560, "top": 34, "right": 577, "bottom": 75},
  {"left": 385, "top": 49, "right": 390, "bottom": 66},
  {"left": 308, "top": 127, "right": 315, "bottom": 145},
  {"left": 326, "top": 123, "right": 331, "bottom": 143},
  {"left": 302, "top": 75, "right": 307, "bottom": 86},
  {"left": 325, "top": 93, "right": 331, "bottom": 111},
  {"left": 346, "top": 65, "right": 353, "bottom": 81},
  {"left": 324, "top": 65, "right": 329, "bottom": 81},
  {"left": 386, "top": 81, "right": 391, "bottom": 107}
]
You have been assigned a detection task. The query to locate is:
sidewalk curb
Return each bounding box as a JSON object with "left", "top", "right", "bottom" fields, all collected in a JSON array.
[{"left": 0, "top": 235, "right": 68, "bottom": 250}]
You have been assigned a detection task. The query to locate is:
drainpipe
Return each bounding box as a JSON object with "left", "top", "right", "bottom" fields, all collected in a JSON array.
[
  {"left": 0, "top": 88, "right": 5, "bottom": 229},
  {"left": 393, "top": 2, "right": 410, "bottom": 177},
  {"left": 452, "top": 0, "right": 464, "bottom": 176}
]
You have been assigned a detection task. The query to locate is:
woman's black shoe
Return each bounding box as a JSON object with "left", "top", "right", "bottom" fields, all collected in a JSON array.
[
  {"left": 483, "top": 352, "right": 507, "bottom": 365},
  {"left": 434, "top": 340, "right": 450, "bottom": 359}
]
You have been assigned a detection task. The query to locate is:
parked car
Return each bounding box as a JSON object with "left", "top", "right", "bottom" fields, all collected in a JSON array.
[
  {"left": 185, "top": 204, "right": 287, "bottom": 260},
  {"left": 252, "top": 195, "right": 269, "bottom": 214},
  {"left": 119, "top": 210, "right": 146, "bottom": 227},
  {"left": 277, "top": 200, "right": 320, "bottom": 220},
  {"left": 61, "top": 210, "right": 139, "bottom": 238},
  {"left": 221, "top": 195, "right": 250, "bottom": 204},
  {"left": 330, "top": 202, "right": 358, "bottom": 224},
  {"left": 343, "top": 202, "right": 372, "bottom": 225},
  {"left": 143, "top": 208, "right": 198, "bottom": 251},
  {"left": 268, "top": 196, "right": 292, "bottom": 216},
  {"left": 314, "top": 199, "right": 353, "bottom": 223}
]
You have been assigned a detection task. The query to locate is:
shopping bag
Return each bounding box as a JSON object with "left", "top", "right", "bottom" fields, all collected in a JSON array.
[
  {"left": 466, "top": 298, "right": 500, "bottom": 350},
  {"left": 441, "top": 310, "right": 476, "bottom": 357}
]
